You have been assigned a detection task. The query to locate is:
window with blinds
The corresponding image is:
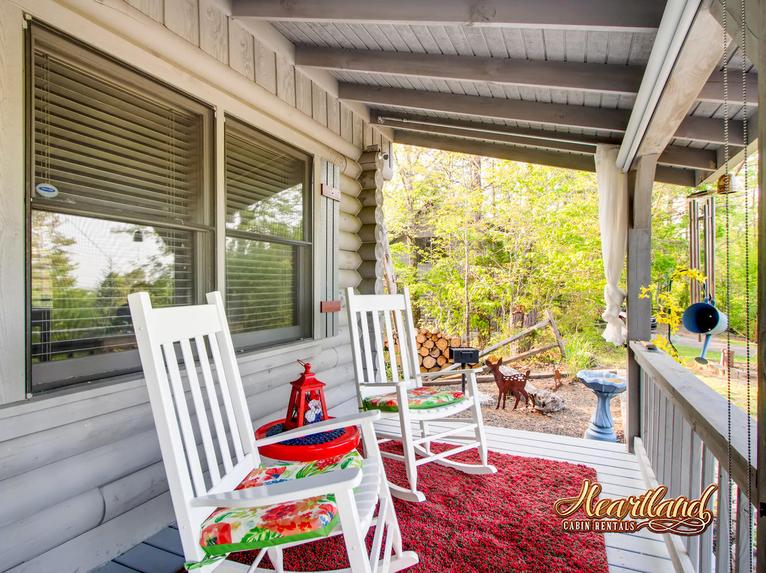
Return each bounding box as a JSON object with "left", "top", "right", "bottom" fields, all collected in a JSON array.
[
  {"left": 224, "top": 119, "right": 312, "bottom": 349},
  {"left": 28, "top": 25, "right": 213, "bottom": 392}
]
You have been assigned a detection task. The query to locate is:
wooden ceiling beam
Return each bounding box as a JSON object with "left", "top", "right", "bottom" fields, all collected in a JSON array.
[
  {"left": 296, "top": 47, "right": 644, "bottom": 95},
  {"left": 697, "top": 139, "right": 759, "bottom": 186},
  {"left": 372, "top": 113, "right": 621, "bottom": 145},
  {"left": 232, "top": 0, "right": 665, "bottom": 31},
  {"left": 697, "top": 70, "right": 759, "bottom": 105},
  {"left": 384, "top": 120, "right": 596, "bottom": 154},
  {"left": 630, "top": 7, "right": 726, "bottom": 162},
  {"left": 383, "top": 116, "right": 717, "bottom": 171},
  {"left": 656, "top": 146, "right": 718, "bottom": 172},
  {"left": 709, "top": 0, "right": 761, "bottom": 66},
  {"left": 675, "top": 114, "right": 753, "bottom": 146},
  {"left": 393, "top": 130, "right": 697, "bottom": 186},
  {"left": 340, "top": 84, "right": 630, "bottom": 133},
  {"left": 394, "top": 129, "right": 595, "bottom": 171},
  {"left": 360, "top": 87, "right": 744, "bottom": 149},
  {"left": 300, "top": 46, "right": 756, "bottom": 104}
]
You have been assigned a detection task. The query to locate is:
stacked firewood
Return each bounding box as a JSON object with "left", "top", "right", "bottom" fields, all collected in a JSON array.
[{"left": 415, "top": 328, "right": 462, "bottom": 372}]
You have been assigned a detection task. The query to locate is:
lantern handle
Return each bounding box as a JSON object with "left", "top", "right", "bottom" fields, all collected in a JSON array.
[{"left": 297, "top": 359, "right": 312, "bottom": 372}]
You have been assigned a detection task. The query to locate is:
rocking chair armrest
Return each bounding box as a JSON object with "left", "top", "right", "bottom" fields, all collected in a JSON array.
[
  {"left": 190, "top": 468, "right": 363, "bottom": 509},
  {"left": 254, "top": 410, "right": 381, "bottom": 447},
  {"left": 419, "top": 379, "right": 470, "bottom": 390},
  {"left": 359, "top": 382, "right": 406, "bottom": 388},
  {"left": 419, "top": 367, "right": 483, "bottom": 379}
]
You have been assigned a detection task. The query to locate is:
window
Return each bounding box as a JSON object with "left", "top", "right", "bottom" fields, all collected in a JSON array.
[
  {"left": 224, "top": 119, "right": 313, "bottom": 349},
  {"left": 28, "top": 25, "right": 213, "bottom": 392}
]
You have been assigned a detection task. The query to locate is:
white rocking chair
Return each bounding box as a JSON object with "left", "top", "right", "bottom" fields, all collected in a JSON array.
[
  {"left": 129, "top": 291, "right": 418, "bottom": 573},
  {"left": 345, "top": 288, "right": 496, "bottom": 503}
]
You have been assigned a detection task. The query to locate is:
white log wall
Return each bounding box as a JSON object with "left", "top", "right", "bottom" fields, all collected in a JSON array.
[
  {"left": 0, "top": 0, "right": 388, "bottom": 570},
  {"left": 355, "top": 147, "right": 388, "bottom": 295},
  {"left": 338, "top": 172, "right": 364, "bottom": 290}
]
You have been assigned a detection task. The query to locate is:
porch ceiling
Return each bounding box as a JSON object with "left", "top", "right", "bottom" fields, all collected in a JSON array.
[{"left": 231, "top": 0, "right": 759, "bottom": 187}]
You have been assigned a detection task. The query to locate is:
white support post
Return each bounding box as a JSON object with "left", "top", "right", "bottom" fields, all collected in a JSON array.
[{"left": 626, "top": 153, "right": 658, "bottom": 452}]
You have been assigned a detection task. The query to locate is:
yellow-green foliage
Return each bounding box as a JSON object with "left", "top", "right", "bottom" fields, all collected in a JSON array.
[{"left": 639, "top": 267, "right": 706, "bottom": 362}]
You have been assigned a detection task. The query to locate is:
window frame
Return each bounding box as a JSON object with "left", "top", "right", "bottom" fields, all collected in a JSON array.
[
  {"left": 25, "top": 23, "right": 215, "bottom": 394},
  {"left": 222, "top": 116, "right": 314, "bottom": 352}
]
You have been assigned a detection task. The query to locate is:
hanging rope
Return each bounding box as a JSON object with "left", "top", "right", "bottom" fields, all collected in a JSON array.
[
  {"left": 720, "top": 1, "right": 754, "bottom": 568},
  {"left": 739, "top": 0, "right": 753, "bottom": 568},
  {"left": 720, "top": 1, "right": 735, "bottom": 570}
]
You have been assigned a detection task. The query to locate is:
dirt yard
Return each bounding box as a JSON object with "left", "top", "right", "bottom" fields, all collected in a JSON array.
[{"left": 446, "top": 374, "right": 625, "bottom": 443}]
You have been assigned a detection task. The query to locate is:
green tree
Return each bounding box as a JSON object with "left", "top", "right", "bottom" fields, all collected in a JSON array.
[{"left": 383, "top": 146, "right": 694, "bottom": 361}]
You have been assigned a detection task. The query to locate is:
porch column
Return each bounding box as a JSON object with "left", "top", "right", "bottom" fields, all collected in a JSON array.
[{"left": 625, "top": 153, "right": 658, "bottom": 453}]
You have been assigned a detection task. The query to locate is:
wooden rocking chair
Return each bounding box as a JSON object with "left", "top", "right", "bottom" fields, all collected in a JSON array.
[
  {"left": 129, "top": 291, "right": 418, "bottom": 573},
  {"left": 345, "top": 288, "right": 496, "bottom": 503}
]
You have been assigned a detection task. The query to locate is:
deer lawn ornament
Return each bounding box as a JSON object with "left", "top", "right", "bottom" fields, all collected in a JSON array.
[{"left": 485, "top": 358, "right": 531, "bottom": 410}]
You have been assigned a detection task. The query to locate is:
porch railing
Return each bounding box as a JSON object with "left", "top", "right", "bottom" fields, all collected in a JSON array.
[{"left": 631, "top": 342, "right": 757, "bottom": 573}]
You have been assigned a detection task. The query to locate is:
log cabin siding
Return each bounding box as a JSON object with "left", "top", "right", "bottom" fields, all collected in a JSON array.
[{"left": 0, "top": 0, "right": 389, "bottom": 570}]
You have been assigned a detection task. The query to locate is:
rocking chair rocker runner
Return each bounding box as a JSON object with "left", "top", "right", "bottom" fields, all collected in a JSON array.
[
  {"left": 129, "top": 291, "right": 418, "bottom": 573},
  {"left": 346, "top": 288, "right": 496, "bottom": 503}
]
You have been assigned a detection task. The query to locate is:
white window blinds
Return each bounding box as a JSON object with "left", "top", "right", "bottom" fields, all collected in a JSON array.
[
  {"left": 224, "top": 119, "right": 312, "bottom": 348},
  {"left": 29, "top": 25, "right": 213, "bottom": 391}
]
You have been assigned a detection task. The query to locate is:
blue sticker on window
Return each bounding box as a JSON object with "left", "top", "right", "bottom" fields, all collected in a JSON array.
[{"left": 35, "top": 183, "right": 59, "bottom": 199}]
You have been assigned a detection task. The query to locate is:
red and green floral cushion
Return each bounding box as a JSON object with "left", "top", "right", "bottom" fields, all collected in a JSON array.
[
  {"left": 363, "top": 386, "right": 465, "bottom": 413},
  {"left": 198, "top": 451, "right": 363, "bottom": 558}
]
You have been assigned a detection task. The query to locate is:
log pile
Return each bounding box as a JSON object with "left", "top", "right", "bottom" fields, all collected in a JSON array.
[{"left": 415, "top": 328, "right": 462, "bottom": 372}]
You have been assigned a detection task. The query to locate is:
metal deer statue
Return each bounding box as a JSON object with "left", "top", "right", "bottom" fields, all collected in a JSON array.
[{"left": 486, "top": 358, "right": 531, "bottom": 410}]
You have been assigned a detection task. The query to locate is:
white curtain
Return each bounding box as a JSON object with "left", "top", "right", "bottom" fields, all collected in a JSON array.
[{"left": 595, "top": 145, "right": 628, "bottom": 346}]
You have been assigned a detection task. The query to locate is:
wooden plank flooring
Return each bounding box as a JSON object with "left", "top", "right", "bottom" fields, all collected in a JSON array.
[
  {"left": 95, "top": 423, "right": 672, "bottom": 573},
  {"left": 94, "top": 527, "right": 185, "bottom": 573}
]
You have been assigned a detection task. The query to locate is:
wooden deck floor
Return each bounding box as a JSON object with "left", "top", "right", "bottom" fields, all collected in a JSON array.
[{"left": 95, "top": 423, "right": 672, "bottom": 573}]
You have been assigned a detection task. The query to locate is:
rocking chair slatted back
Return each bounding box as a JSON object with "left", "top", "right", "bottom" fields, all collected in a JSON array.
[
  {"left": 346, "top": 288, "right": 421, "bottom": 399},
  {"left": 128, "top": 291, "right": 258, "bottom": 561}
]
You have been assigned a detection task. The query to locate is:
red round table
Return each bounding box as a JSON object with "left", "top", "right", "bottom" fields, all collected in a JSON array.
[{"left": 255, "top": 418, "right": 360, "bottom": 462}]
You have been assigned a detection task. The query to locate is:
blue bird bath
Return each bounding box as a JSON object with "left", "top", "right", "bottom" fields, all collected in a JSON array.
[{"left": 577, "top": 370, "right": 626, "bottom": 442}]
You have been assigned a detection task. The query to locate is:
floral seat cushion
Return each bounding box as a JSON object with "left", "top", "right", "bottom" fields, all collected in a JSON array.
[
  {"left": 198, "top": 451, "right": 363, "bottom": 558},
  {"left": 363, "top": 386, "right": 465, "bottom": 413}
]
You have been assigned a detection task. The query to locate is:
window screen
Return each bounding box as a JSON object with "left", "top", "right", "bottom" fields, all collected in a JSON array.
[
  {"left": 224, "top": 119, "right": 312, "bottom": 349},
  {"left": 28, "top": 25, "right": 213, "bottom": 392}
]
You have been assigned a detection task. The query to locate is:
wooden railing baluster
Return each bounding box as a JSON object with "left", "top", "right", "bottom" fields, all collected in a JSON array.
[
  {"left": 735, "top": 487, "right": 754, "bottom": 572},
  {"left": 688, "top": 431, "right": 703, "bottom": 569},
  {"left": 645, "top": 372, "right": 654, "bottom": 464},
  {"left": 671, "top": 407, "right": 684, "bottom": 497},
  {"left": 657, "top": 392, "right": 667, "bottom": 483},
  {"left": 700, "top": 446, "right": 715, "bottom": 572},
  {"left": 679, "top": 419, "right": 693, "bottom": 552},
  {"left": 652, "top": 378, "right": 662, "bottom": 468},
  {"left": 717, "top": 466, "right": 733, "bottom": 573}
]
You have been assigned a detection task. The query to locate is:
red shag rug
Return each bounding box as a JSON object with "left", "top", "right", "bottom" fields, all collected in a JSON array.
[{"left": 231, "top": 443, "right": 608, "bottom": 572}]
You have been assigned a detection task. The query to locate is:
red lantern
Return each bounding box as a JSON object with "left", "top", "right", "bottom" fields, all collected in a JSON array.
[{"left": 283, "top": 360, "right": 329, "bottom": 430}]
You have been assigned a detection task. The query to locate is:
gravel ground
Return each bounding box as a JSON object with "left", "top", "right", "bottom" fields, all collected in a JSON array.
[{"left": 445, "top": 376, "right": 625, "bottom": 443}]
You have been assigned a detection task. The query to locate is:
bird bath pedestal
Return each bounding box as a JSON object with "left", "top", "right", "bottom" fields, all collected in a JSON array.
[{"left": 577, "top": 370, "right": 626, "bottom": 442}]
